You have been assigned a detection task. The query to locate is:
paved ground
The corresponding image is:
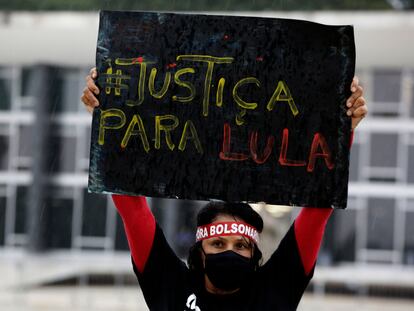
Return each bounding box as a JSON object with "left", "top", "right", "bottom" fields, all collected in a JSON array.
[{"left": 1, "top": 286, "right": 413, "bottom": 311}]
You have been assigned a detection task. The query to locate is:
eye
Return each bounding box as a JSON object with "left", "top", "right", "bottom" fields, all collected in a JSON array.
[
  {"left": 211, "top": 240, "right": 223, "bottom": 248},
  {"left": 235, "top": 242, "right": 249, "bottom": 250}
]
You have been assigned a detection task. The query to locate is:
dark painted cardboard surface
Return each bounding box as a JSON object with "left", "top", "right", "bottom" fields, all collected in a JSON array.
[{"left": 88, "top": 10, "right": 355, "bottom": 208}]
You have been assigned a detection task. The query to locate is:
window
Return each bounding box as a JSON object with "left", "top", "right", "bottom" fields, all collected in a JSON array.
[
  {"left": 0, "top": 196, "right": 6, "bottom": 246},
  {"left": 408, "top": 145, "right": 414, "bottom": 184},
  {"left": 79, "top": 126, "right": 91, "bottom": 172},
  {"left": 15, "top": 187, "right": 28, "bottom": 234},
  {"left": 115, "top": 214, "right": 129, "bottom": 251},
  {"left": 48, "top": 126, "right": 77, "bottom": 173},
  {"left": 45, "top": 196, "right": 74, "bottom": 249},
  {"left": 17, "top": 125, "right": 34, "bottom": 169},
  {"left": 367, "top": 198, "right": 395, "bottom": 250},
  {"left": 330, "top": 208, "right": 357, "bottom": 262},
  {"left": 370, "top": 133, "right": 398, "bottom": 168},
  {"left": 404, "top": 207, "right": 414, "bottom": 265},
  {"left": 0, "top": 134, "right": 9, "bottom": 170},
  {"left": 52, "top": 68, "right": 81, "bottom": 113},
  {"left": 21, "top": 67, "right": 35, "bottom": 97},
  {"left": 81, "top": 190, "right": 108, "bottom": 237},
  {"left": 411, "top": 83, "right": 414, "bottom": 118},
  {"left": 0, "top": 68, "right": 11, "bottom": 111},
  {"left": 349, "top": 143, "right": 360, "bottom": 181},
  {"left": 372, "top": 69, "right": 401, "bottom": 116}
]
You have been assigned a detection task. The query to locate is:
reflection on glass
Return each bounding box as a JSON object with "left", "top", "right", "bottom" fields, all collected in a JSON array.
[
  {"left": 370, "top": 133, "right": 398, "bottom": 168},
  {"left": 408, "top": 146, "right": 414, "bottom": 183},
  {"left": 367, "top": 198, "right": 395, "bottom": 251},
  {"left": 82, "top": 190, "right": 107, "bottom": 237},
  {"left": 45, "top": 197, "right": 73, "bottom": 249},
  {"left": 17, "top": 125, "right": 33, "bottom": 170},
  {"left": 15, "top": 186, "right": 28, "bottom": 234},
  {"left": 0, "top": 197, "right": 6, "bottom": 245},
  {"left": 373, "top": 69, "right": 401, "bottom": 103},
  {"left": 0, "top": 76, "right": 11, "bottom": 111},
  {"left": 115, "top": 214, "right": 129, "bottom": 251},
  {"left": 405, "top": 208, "right": 414, "bottom": 264},
  {"left": 0, "top": 135, "right": 9, "bottom": 170},
  {"left": 48, "top": 135, "right": 77, "bottom": 173},
  {"left": 50, "top": 68, "right": 80, "bottom": 113}
]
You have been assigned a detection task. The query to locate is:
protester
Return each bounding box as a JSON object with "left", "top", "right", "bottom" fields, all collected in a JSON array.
[{"left": 82, "top": 68, "right": 367, "bottom": 310}]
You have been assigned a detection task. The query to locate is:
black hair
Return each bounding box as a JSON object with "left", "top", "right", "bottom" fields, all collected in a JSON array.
[{"left": 187, "top": 201, "right": 264, "bottom": 282}]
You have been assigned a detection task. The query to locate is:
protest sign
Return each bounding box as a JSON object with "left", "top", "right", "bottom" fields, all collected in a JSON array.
[{"left": 88, "top": 10, "right": 355, "bottom": 208}]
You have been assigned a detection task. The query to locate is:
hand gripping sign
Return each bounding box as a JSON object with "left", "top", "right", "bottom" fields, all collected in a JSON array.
[{"left": 88, "top": 11, "right": 355, "bottom": 208}]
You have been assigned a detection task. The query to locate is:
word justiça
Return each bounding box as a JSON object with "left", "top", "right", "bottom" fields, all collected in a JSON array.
[{"left": 100, "top": 55, "right": 298, "bottom": 125}]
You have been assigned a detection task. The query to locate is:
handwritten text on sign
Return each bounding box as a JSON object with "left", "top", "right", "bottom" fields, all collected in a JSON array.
[{"left": 88, "top": 11, "right": 355, "bottom": 208}]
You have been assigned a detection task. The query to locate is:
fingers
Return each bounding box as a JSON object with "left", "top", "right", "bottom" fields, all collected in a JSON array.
[
  {"left": 85, "top": 67, "right": 99, "bottom": 95},
  {"left": 347, "top": 96, "right": 365, "bottom": 116},
  {"left": 351, "top": 76, "right": 359, "bottom": 92},
  {"left": 90, "top": 67, "right": 98, "bottom": 79},
  {"left": 81, "top": 68, "right": 100, "bottom": 113},
  {"left": 86, "top": 75, "right": 100, "bottom": 95},
  {"left": 346, "top": 85, "right": 363, "bottom": 108},
  {"left": 353, "top": 104, "right": 368, "bottom": 119},
  {"left": 81, "top": 87, "right": 99, "bottom": 109}
]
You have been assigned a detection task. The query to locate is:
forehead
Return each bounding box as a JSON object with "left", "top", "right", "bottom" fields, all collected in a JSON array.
[
  {"left": 212, "top": 213, "right": 243, "bottom": 223},
  {"left": 204, "top": 235, "right": 248, "bottom": 243}
]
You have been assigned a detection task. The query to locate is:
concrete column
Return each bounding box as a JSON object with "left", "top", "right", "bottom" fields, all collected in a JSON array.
[{"left": 26, "top": 65, "right": 56, "bottom": 252}]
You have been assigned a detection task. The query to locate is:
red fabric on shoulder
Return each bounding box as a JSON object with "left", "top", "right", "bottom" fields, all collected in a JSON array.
[
  {"left": 294, "top": 207, "right": 333, "bottom": 276},
  {"left": 112, "top": 195, "right": 156, "bottom": 273}
]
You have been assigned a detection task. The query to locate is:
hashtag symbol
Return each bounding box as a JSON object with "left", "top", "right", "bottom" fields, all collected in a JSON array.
[{"left": 102, "top": 67, "right": 131, "bottom": 96}]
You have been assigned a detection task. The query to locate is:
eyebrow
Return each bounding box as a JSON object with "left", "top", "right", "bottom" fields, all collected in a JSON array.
[{"left": 214, "top": 236, "right": 250, "bottom": 243}]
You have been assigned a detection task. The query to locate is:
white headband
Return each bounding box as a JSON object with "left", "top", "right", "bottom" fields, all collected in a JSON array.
[{"left": 196, "top": 222, "right": 260, "bottom": 244}]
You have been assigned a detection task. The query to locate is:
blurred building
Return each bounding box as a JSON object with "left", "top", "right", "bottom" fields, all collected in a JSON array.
[{"left": 0, "top": 11, "right": 413, "bottom": 276}]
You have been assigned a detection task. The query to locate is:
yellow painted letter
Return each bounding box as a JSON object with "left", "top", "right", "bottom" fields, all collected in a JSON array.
[
  {"left": 98, "top": 108, "right": 126, "bottom": 145},
  {"left": 172, "top": 68, "right": 196, "bottom": 103},
  {"left": 176, "top": 55, "right": 234, "bottom": 116},
  {"left": 266, "top": 81, "right": 299, "bottom": 116},
  {"left": 216, "top": 77, "right": 226, "bottom": 107},
  {"left": 155, "top": 115, "right": 179, "bottom": 151},
  {"left": 114, "top": 58, "right": 155, "bottom": 107},
  {"left": 121, "top": 114, "right": 150, "bottom": 152},
  {"left": 232, "top": 77, "right": 260, "bottom": 125},
  {"left": 149, "top": 68, "right": 171, "bottom": 99},
  {"left": 178, "top": 120, "right": 203, "bottom": 154}
]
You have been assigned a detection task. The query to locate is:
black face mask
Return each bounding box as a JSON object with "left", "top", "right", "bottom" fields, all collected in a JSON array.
[{"left": 203, "top": 250, "right": 255, "bottom": 291}]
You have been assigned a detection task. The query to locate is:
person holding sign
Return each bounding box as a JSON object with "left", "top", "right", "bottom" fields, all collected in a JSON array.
[{"left": 82, "top": 70, "right": 367, "bottom": 310}]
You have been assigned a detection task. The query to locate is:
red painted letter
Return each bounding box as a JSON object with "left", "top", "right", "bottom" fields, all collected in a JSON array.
[
  {"left": 278, "top": 128, "right": 306, "bottom": 167},
  {"left": 219, "top": 123, "right": 249, "bottom": 161},
  {"left": 249, "top": 131, "right": 274, "bottom": 164},
  {"left": 307, "top": 133, "right": 335, "bottom": 172}
]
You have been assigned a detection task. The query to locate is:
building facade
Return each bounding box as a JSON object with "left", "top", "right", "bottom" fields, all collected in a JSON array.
[{"left": 0, "top": 11, "right": 413, "bottom": 267}]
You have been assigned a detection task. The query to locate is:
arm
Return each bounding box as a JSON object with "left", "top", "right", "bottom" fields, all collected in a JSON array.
[
  {"left": 81, "top": 69, "right": 156, "bottom": 272},
  {"left": 294, "top": 76, "right": 367, "bottom": 276},
  {"left": 294, "top": 207, "right": 332, "bottom": 276},
  {"left": 294, "top": 131, "right": 353, "bottom": 275},
  {"left": 82, "top": 70, "right": 188, "bottom": 309},
  {"left": 112, "top": 194, "right": 156, "bottom": 273}
]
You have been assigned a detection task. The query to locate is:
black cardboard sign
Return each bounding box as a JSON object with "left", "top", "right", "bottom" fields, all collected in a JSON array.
[{"left": 88, "top": 10, "right": 355, "bottom": 208}]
